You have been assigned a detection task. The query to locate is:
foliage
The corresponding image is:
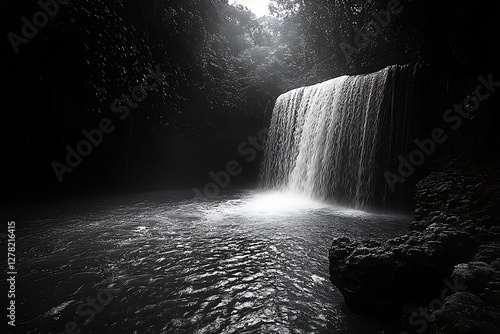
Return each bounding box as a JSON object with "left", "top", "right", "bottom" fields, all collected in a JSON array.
[{"left": 3, "top": 0, "right": 494, "bottom": 199}]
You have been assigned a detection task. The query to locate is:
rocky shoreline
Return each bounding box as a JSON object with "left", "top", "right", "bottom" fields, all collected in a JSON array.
[{"left": 329, "top": 138, "right": 500, "bottom": 333}]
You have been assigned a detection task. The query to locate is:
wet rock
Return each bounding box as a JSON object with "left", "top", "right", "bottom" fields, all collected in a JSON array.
[
  {"left": 431, "top": 292, "right": 500, "bottom": 334},
  {"left": 474, "top": 243, "right": 500, "bottom": 263},
  {"left": 452, "top": 261, "right": 495, "bottom": 293},
  {"left": 329, "top": 226, "right": 477, "bottom": 317},
  {"left": 329, "top": 139, "right": 500, "bottom": 331},
  {"left": 408, "top": 220, "right": 432, "bottom": 232}
]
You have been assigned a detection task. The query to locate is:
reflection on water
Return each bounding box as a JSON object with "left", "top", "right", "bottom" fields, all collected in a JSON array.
[{"left": 12, "top": 189, "right": 411, "bottom": 333}]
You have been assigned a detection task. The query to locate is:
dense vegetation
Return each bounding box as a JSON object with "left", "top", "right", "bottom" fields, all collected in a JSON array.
[{"left": 1, "top": 0, "right": 498, "bottom": 202}]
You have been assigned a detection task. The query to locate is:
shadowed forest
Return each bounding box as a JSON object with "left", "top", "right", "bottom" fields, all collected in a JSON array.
[{"left": 2, "top": 0, "right": 499, "bottom": 203}]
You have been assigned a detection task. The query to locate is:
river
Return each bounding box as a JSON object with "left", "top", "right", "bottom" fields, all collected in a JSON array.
[{"left": 10, "top": 189, "right": 411, "bottom": 333}]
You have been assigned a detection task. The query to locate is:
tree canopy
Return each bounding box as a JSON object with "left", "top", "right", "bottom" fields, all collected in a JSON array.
[{"left": 2, "top": 0, "right": 497, "bottom": 200}]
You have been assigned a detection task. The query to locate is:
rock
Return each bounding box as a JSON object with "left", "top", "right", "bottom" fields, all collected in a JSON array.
[
  {"left": 328, "top": 138, "right": 500, "bottom": 331},
  {"left": 329, "top": 226, "right": 477, "bottom": 317},
  {"left": 452, "top": 262, "right": 495, "bottom": 294},
  {"left": 431, "top": 292, "right": 500, "bottom": 334},
  {"left": 473, "top": 243, "right": 500, "bottom": 264},
  {"left": 409, "top": 220, "right": 432, "bottom": 232}
]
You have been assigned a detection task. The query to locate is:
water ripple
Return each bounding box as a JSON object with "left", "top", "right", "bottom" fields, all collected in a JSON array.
[{"left": 14, "top": 190, "right": 409, "bottom": 333}]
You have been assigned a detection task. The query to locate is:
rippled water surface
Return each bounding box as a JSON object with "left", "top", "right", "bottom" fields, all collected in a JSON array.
[{"left": 11, "top": 189, "right": 411, "bottom": 333}]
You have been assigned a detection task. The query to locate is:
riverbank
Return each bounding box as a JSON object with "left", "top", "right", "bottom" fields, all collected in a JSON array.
[{"left": 328, "top": 131, "right": 500, "bottom": 333}]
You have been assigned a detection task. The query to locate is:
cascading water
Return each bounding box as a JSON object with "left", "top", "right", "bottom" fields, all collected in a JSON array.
[{"left": 261, "top": 65, "right": 420, "bottom": 209}]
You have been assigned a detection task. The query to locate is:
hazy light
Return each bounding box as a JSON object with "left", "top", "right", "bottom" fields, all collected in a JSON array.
[
  {"left": 200, "top": 191, "right": 380, "bottom": 221},
  {"left": 243, "top": 191, "right": 326, "bottom": 214},
  {"left": 203, "top": 191, "right": 329, "bottom": 219},
  {"left": 232, "top": 0, "right": 271, "bottom": 17}
]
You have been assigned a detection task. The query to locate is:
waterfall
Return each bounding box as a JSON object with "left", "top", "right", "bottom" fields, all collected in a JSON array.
[{"left": 260, "top": 65, "right": 419, "bottom": 209}]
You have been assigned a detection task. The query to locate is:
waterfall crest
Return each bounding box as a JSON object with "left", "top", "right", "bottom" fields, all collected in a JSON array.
[{"left": 261, "top": 65, "right": 418, "bottom": 209}]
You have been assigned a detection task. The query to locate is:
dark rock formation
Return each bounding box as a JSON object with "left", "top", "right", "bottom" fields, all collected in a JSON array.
[
  {"left": 329, "top": 138, "right": 500, "bottom": 333},
  {"left": 430, "top": 260, "right": 500, "bottom": 334}
]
